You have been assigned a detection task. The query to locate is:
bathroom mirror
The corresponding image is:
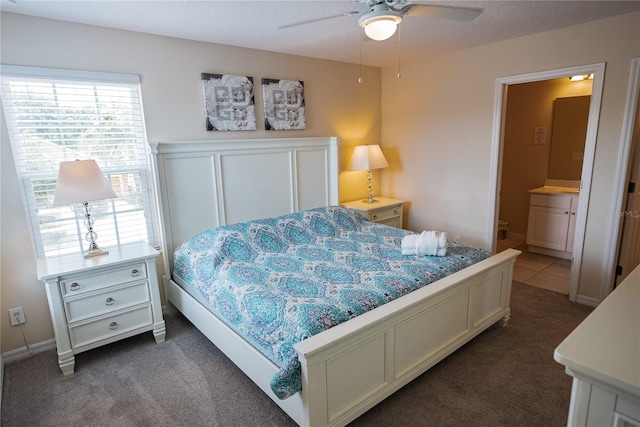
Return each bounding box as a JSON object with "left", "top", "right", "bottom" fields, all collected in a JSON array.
[{"left": 547, "top": 95, "right": 590, "bottom": 180}]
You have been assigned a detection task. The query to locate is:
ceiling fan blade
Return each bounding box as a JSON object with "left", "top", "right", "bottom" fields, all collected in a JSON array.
[
  {"left": 279, "top": 11, "right": 360, "bottom": 29},
  {"left": 403, "top": 4, "right": 482, "bottom": 22}
]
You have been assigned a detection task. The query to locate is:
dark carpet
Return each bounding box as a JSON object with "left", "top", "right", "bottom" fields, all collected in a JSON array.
[{"left": 1, "top": 281, "right": 592, "bottom": 426}]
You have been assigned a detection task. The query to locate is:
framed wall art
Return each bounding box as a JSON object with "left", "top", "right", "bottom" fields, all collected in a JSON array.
[
  {"left": 261, "top": 78, "right": 306, "bottom": 130},
  {"left": 201, "top": 73, "right": 256, "bottom": 131}
]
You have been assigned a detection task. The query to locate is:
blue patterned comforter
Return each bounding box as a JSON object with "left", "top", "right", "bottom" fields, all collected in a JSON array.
[{"left": 173, "top": 206, "right": 489, "bottom": 399}]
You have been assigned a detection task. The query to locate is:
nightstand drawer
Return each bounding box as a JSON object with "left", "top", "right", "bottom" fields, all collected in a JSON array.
[
  {"left": 69, "top": 305, "right": 153, "bottom": 349},
  {"left": 60, "top": 263, "right": 147, "bottom": 297},
  {"left": 342, "top": 197, "right": 406, "bottom": 229},
  {"left": 376, "top": 216, "right": 402, "bottom": 228},
  {"left": 64, "top": 281, "right": 151, "bottom": 323},
  {"left": 369, "top": 207, "right": 401, "bottom": 222}
]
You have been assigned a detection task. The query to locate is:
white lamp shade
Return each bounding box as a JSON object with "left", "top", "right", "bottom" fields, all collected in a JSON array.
[
  {"left": 348, "top": 145, "right": 389, "bottom": 170},
  {"left": 364, "top": 19, "right": 399, "bottom": 41},
  {"left": 53, "top": 159, "right": 117, "bottom": 206}
]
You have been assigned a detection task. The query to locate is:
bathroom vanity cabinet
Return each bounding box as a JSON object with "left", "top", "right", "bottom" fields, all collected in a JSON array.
[{"left": 526, "top": 190, "right": 578, "bottom": 259}]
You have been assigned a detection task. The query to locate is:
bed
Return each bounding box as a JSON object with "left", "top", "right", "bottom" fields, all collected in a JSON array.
[{"left": 150, "top": 136, "right": 521, "bottom": 427}]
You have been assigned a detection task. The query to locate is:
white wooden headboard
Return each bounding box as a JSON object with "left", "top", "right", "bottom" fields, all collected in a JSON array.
[{"left": 150, "top": 137, "right": 340, "bottom": 274}]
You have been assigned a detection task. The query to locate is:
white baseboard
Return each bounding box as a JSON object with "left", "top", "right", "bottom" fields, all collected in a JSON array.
[
  {"left": 575, "top": 294, "right": 600, "bottom": 307},
  {"left": 506, "top": 232, "right": 526, "bottom": 242},
  {"left": 528, "top": 244, "right": 572, "bottom": 260},
  {"left": 1, "top": 338, "right": 57, "bottom": 365}
]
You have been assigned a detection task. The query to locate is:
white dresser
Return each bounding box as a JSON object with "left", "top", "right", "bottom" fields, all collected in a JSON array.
[
  {"left": 554, "top": 265, "right": 640, "bottom": 426},
  {"left": 342, "top": 197, "right": 406, "bottom": 228},
  {"left": 37, "top": 242, "right": 166, "bottom": 375}
]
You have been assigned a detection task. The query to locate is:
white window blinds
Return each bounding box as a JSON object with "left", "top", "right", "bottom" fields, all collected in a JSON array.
[{"left": 1, "top": 65, "right": 160, "bottom": 258}]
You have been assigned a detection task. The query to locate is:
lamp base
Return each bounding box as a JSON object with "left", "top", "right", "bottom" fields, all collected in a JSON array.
[
  {"left": 362, "top": 170, "right": 380, "bottom": 204},
  {"left": 84, "top": 248, "right": 109, "bottom": 258},
  {"left": 81, "top": 201, "right": 109, "bottom": 258}
]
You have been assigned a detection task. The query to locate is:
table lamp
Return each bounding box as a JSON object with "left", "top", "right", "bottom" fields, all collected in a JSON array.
[
  {"left": 53, "top": 159, "right": 117, "bottom": 258},
  {"left": 348, "top": 145, "right": 389, "bottom": 204}
]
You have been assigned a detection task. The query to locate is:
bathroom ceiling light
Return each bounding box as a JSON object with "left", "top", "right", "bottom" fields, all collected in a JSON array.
[{"left": 569, "top": 74, "right": 594, "bottom": 82}]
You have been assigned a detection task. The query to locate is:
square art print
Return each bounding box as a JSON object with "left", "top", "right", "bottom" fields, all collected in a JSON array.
[
  {"left": 201, "top": 73, "right": 256, "bottom": 131},
  {"left": 261, "top": 78, "right": 306, "bottom": 130}
]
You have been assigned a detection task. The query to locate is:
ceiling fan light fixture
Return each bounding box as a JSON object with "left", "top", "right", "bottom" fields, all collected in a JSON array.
[{"left": 358, "top": 9, "right": 403, "bottom": 41}]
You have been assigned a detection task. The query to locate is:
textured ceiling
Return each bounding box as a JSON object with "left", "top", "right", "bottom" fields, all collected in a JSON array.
[{"left": 2, "top": 1, "right": 640, "bottom": 67}]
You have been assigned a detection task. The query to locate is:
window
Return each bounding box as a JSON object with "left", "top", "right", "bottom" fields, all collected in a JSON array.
[{"left": 1, "top": 66, "right": 160, "bottom": 259}]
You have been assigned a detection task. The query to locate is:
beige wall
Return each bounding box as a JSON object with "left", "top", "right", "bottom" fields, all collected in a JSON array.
[
  {"left": 0, "top": 13, "right": 382, "bottom": 352},
  {"left": 501, "top": 78, "right": 592, "bottom": 236},
  {"left": 381, "top": 11, "right": 640, "bottom": 301}
]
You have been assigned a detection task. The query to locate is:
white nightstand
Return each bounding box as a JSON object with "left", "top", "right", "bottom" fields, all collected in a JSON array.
[
  {"left": 36, "top": 242, "right": 166, "bottom": 375},
  {"left": 342, "top": 197, "right": 406, "bottom": 228}
]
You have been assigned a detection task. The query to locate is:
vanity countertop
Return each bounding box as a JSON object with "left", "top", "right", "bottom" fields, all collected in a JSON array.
[
  {"left": 529, "top": 179, "right": 580, "bottom": 195},
  {"left": 529, "top": 186, "right": 580, "bottom": 195}
]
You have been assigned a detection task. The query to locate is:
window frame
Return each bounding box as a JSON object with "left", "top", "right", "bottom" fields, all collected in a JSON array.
[{"left": 1, "top": 65, "right": 160, "bottom": 259}]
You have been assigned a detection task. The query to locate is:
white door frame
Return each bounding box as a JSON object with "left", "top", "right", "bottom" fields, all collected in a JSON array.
[
  {"left": 487, "top": 62, "right": 606, "bottom": 303},
  {"left": 602, "top": 57, "right": 640, "bottom": 296}
]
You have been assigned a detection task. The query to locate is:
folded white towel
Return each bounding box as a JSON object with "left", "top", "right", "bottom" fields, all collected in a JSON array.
[
  {"left": 401, "top": 234, "right": 419, "bottom": 252},
  {"left": 401, "top": 230, "right": 447, "bottom": 256}
]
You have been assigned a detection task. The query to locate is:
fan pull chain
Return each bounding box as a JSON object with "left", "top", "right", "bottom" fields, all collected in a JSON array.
[
  {"left": 397, "top": 25, "right": 402, "bottom": 79},
  {"left": 358, "top": 37, "right": 363, "bottom": 84}
]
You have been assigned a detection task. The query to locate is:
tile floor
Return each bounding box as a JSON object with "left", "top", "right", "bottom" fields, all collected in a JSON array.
[{"left": 497, "top": 237, "right": 571, "bottom": 295}]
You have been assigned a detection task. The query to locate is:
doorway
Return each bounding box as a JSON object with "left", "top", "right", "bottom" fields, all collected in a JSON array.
[
  {"left": 487, "top": 63, "right": 606, "bottom": 303},
  {"left": 498, "top": 78, "right": 592, "bottom": 295},
  {"left": 609, "top": 57, "right": 640, "bottom": 290},
  {"left": 616, "top": 117, "right": 640, "bottom": 284}
]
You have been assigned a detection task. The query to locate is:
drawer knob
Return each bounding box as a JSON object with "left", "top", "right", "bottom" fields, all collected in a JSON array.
[
  {"left": 70, "top": 282, "right": 81, "bottom": 291},
  {"left": 105, "top": 297, "right": 115, "bottom": 306},
  {"left": 571, "top": 211, "right": 576, "bottom": 215},
  {"left": 372, "top": 215, "right": 378, "bottom": 219},
  {"left": 131, "top": 269, "right": 140, "bottom": 277},
  {"left": 564, "top": 211, "right": 569, "bottom": 215},
  {"left": 109, "top": 322, "right": 119, "bottom": 330}
]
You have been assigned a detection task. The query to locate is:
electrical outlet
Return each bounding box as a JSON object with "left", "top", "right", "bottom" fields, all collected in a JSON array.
[
  {"left": 9, "top": 307, "right": 26, "bottom": 326},
  {"left": 453, "top": 234, "right": 462, "bottom": 244}
]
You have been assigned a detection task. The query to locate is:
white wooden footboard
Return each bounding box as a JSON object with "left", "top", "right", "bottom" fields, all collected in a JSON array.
[{"left": 295, "top": 248, "right": 520, "bottom": 426}]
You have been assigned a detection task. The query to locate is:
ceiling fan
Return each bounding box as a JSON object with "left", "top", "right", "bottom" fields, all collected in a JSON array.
[{"left": 280, "top": 1, "right": 482, "bottom": 41}]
